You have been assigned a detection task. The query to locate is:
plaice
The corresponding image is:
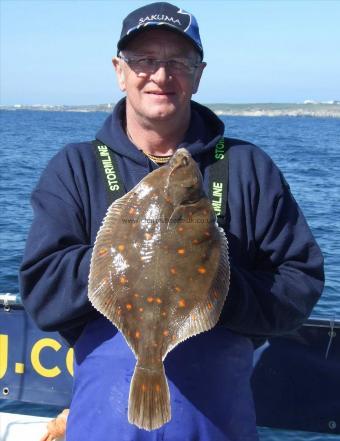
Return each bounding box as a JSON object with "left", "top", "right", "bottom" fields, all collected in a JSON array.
[{"left": 88, "top": 148, "right": 230, "bottom": 431}]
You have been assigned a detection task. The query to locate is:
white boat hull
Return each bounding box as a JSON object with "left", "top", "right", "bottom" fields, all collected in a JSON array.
[{"left": 0, "top": 412, "right": 65, "bottom": 441}]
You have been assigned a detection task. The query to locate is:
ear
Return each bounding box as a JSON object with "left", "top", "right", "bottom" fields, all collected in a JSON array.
[
  {"left": 192, "top": 62, "right": 206, "bottom": 95},
  {"left": 112, "top": 57, "right": 126, "bottom": 92}
]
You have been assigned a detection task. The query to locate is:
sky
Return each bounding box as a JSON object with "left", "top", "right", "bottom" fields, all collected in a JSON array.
[{"left": 1, "top": 0, "right": 339, "bottom": 105}]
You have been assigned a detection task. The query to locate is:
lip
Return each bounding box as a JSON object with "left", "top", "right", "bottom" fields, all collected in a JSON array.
[{"left": 145, "top": 91, "right": 175, "bottom": 96}]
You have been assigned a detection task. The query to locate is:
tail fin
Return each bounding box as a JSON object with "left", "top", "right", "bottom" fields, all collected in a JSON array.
[{"left": 128, "top": 363, "right": 171, "bottom": 431}]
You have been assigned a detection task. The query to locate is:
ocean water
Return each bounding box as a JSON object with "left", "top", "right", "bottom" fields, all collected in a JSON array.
[{"left": 0, "top": 109, "right": 339, "bottom": 440}]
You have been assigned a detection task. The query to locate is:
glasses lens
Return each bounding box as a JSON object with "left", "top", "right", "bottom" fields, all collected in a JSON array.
[
  {"left": 167, "top": 60, "right": 193, "bottom": 74},
  {"left": 123, "top": 55, "right": 197, "bottom": 75}
]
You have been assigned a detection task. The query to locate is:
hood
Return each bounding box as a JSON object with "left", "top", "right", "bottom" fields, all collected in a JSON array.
[{"left": 96, "top": 98, "right": 224, "bottom": 166}]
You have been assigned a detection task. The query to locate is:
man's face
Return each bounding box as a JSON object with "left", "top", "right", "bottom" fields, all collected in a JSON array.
[{"left": 113, "top": 29, "right": 205, "bottom": 123}]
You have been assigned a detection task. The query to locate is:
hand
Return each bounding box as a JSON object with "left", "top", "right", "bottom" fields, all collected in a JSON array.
[{"left": 39, "top": 409, "right": 69, "bottom": 441}]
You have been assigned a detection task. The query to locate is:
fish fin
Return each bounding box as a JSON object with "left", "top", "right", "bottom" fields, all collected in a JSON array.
[
  {"left": 88, "top": 193, "right": 135, "bottom": 325},
  {"left": 204, "top": 226, "right": 230, "bottom": 323},
  {"left": 195, "top": 226, "right": 229, "bottom": 330},
  {"left": 128, "top": 364, "right": 171, "bottom": 431},
  {"left": 165, "top": 227, "right": 230, "bottom": 354}
]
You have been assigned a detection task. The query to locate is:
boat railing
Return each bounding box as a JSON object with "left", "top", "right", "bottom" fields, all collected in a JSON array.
[{"left": 0, "top": 293, "right": 22, "bottom": 311}]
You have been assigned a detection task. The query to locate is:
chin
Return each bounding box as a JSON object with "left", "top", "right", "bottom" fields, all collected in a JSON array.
[{"left": 145, "top": 106, "right": 178, "bottom": 121}]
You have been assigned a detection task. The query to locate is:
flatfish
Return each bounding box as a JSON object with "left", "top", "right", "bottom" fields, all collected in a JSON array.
[{"left": 88, "top": 148, "right": 229, "bottom": 430}]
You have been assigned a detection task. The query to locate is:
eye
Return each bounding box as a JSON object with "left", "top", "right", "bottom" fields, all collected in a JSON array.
[
  {"left": 168, "top": 60, "right": 187, "bottom": 71},
  {"left": 181, "top": 156, "right": 189, "bottom": 167},
  {"left": 138, "top": 58, "right": 156, "bottom": 68}
]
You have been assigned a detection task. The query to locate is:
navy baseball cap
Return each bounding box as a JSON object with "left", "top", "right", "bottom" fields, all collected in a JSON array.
[{"left": 117, "top": 2, "right": 203, "bottom": 59}]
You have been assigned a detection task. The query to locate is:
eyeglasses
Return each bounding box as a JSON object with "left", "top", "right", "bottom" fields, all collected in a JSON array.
[{"left": 118, "top": 53, "right": 201, "bottom": 75}]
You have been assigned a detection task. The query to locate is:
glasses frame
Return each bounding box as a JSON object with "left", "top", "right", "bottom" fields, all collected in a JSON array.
[{"left": 118, "top": 52, "right": 202, "bottom": 76}]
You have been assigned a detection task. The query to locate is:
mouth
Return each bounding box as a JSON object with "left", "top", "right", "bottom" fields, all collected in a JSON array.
[{"left": 146, "top": 91, "right": 175, "bottom": 97}]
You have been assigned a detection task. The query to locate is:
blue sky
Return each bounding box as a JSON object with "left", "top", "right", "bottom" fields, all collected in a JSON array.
[{"left": 1, "top": 0, "right": 339, "bottom": 105}]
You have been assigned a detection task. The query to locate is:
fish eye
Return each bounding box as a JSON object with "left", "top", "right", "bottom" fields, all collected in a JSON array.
[{"left": 181, "top": 156, "right": 189, "bottom": 167}]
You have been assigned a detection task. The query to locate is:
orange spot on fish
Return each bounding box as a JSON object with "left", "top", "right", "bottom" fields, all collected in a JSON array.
[
  {"left": 98, "top": 247, "right": 108, "bottom": 256},
  {"left": 163, "top": 330, "right": 169, "bottom": 337},
  {"left": 117, "top": 244, "right": 125, "bottom": 252},
  {"left": 191, "top": 314, "right": 197, "bottom": 321},
  {"left": 129, "top": 207, "right": 136, "bottom": 215},
  {"left": 162, "top": 312, "right": 167, "bottom": 317},
  {"left": 134, "top": 293, "right": 140, "bottom": 298},
  {"left": 155, "top": 384, "right": 161, "bottom": 393},
  {"left": 135, "top": 330, "right": 141, "bottom": 339},
  {"left": 177, "top": 248, "right": 185, "bottom": 255},
  {"left": 139, "top": 307, "right": 144, "bottom": 312},
  {"left": 174, "top": 286, "right": 181, "bottom": 293},
  {"left": 177, "top": 226, "right": 184, "bottom": 233},
  {"left": 155, "top": 298, "right": 162, "bottom": 304},
  {"left": 178, "top": 299, "right": 186, "bottom": 308},
  {"left": 204, "top": 231, "right": 211, "bottom": 237},
  {"left": 126, "top": 303, "right": 132, "bottom": 311},
  {"left": 144, "top": 232, "right": 152, "bottom": 240},
  {"left": 197, "top": 266, "right": 207, "bottom": 274},
  {"left": 207, "top": 302, "right": 213, "bottom": 310},
  {"left": 119, "top": 276, "right": 128, "bottom": 285},
  {"left": 141, "top": 384, "right": 147, "bottom": 392},
  {"left": 192, "top": 239, "right": 199, "bottom": 245},
  {"left": 146, "top": 296, "right": 154, "bottom": 303},
  {"left": 170, "top": 267, "right": 177, "bottom": 275}
]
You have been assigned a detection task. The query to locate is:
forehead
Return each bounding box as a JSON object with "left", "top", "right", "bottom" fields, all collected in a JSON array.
[{"left": 124, "top": 28, "right": 198, "bottom": 57}]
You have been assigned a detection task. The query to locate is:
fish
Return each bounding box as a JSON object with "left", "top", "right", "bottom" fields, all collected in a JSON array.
[{"left": 88, "top": 148, "right": 230, "bottom": 431}]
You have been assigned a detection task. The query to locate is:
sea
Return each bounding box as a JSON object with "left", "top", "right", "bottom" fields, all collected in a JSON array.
[{"left": 0, "top": 103, "right": 339, "bottom": 441}]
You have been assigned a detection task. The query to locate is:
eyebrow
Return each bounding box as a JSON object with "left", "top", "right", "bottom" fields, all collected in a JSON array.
[{"left": 122, "top": 50, "right": 201, "bottom": 62}]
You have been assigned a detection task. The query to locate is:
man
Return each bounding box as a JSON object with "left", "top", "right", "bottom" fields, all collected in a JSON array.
[{"left": 20, "top": 2, "right": 324, "bottom": 441}]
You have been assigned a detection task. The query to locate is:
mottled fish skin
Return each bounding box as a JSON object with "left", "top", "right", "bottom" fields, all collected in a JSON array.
[{"left": 88, "top": 148, "right": 230, "bottom": 431}]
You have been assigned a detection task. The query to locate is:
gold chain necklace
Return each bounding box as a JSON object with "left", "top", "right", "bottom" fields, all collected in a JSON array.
[
  {"left": 126, "top": 128, "right": 172, "bottom": 164},
  {"left": 143, "top": 152, "right": 172, "bottom": 164}
]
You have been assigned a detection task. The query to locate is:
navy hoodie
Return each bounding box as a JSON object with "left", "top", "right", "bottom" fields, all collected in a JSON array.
[
  {"left": 20, "top": 99, "right": 324, "bottom": 345},
  {"left": 19, "top": 99, "right": 324, "bottom": 441}
]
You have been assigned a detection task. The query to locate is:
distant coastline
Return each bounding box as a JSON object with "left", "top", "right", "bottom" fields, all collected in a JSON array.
[{"left": 1, "top": 101, "right": 340, "bottom": 118}]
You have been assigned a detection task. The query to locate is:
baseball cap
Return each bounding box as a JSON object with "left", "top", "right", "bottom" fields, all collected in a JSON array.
[{"left": 117, "top": 2, "right": 203, "bottom": 59}]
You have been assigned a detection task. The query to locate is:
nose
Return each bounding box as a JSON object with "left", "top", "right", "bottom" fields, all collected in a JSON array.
[{"left": 149, "top": 64, "right": 171, "bottom": 85}]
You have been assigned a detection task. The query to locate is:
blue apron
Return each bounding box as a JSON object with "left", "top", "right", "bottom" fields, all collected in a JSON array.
[{"left": 66, "top": 316, "right": 258, "bottom": 441}]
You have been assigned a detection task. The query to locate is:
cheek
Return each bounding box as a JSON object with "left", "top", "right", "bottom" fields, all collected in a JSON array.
[
  {"left": 191, "top": 73, "right": 201, "bottom": 94},
  {"left": 126, "top": 79, "right": 146, "bottom": 100},
  {"left": 191, "top": 66, "right": 205, "bottom": 94},
  {"left": 177, "top": 76, "right": 199, "bottom": 97}
]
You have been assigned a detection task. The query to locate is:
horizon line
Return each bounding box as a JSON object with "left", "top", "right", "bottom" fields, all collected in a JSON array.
[{"left": 1, "top": 100, "right": 339, "bottom": 107}]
